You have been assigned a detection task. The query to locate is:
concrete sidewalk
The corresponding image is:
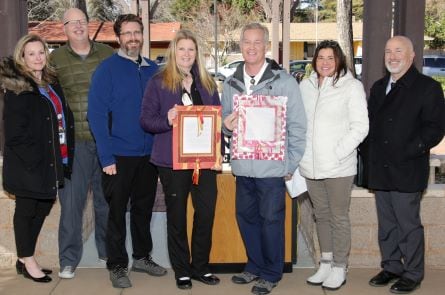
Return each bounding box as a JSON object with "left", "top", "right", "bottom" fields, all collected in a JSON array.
[{"left": 0, "top": 267, "right": 443, "bottom": 295}]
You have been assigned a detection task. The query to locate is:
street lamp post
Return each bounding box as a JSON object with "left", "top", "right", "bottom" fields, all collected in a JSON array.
[{"left": 214, "top": 0, "right": 218, "bottom": 73}]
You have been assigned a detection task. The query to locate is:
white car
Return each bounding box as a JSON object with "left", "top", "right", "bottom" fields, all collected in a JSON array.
[{"left": 218, "top": 60, "right": 243, "bottom": 78}]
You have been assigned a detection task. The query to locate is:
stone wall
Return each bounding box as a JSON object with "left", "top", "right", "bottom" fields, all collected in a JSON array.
[
  {"left": 2, "top": 152, "right": 445, "bottom": 269},
  {"left": 298, "top": 185, "right": 445, "bottom": 269},
  {"left": 0, "top": 156, "right": 94, "bottom": 268}
]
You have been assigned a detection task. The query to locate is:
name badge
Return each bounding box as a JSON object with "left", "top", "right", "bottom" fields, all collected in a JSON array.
[
  {"left": 182, "top": 92, "right": 193, "bottom": 106},
  {"left": 59, "top": 126, "right": 66, "bottom": 144}
]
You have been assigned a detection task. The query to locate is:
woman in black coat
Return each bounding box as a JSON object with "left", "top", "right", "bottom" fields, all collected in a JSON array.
[{"left": 0, "top": 34, "right": 74, "bottom": 283}]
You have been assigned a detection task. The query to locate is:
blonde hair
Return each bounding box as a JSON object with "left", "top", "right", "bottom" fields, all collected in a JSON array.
[
  {"left": 161, "top": 29, "right": 215, "bottom": 94},
  {"left": 13, "top": 34, "right": 56, "bottom": 86}
]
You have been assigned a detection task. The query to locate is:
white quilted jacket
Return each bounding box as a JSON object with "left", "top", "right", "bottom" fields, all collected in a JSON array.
[{"left": 299, "top": 71, "right": 369, "bottom": 179}]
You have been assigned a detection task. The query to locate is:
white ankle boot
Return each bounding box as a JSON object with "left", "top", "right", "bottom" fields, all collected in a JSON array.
[
  {"left": 306, "top": 252, "right": 332, "bottom": 285},
  {"left": 322, "top": 266, "right": 347, "bottom": 290}
]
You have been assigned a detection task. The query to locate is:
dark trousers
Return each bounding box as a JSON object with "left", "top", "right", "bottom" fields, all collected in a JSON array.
[
  {"left": 14, "top": 196, "right": 54, "bottom": 257},
  {"left": 158, "top": 168, "right": 217, "bottom": 279},
  {"left": 235, "top": 176, "right": 286, "bottom": 283},
  {"left": 375, "top": 190, "right": 424, "bottom": 282},
  {"left": 102, "top": 155, "right": 158, "bottom": 269}
]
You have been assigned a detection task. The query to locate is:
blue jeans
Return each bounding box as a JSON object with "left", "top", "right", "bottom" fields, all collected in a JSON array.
[
  {"left": 235, "top": 176, "right": 286, "bottom": 283},
  {"left": 58, "top": 141, "right": 109, "bottom": 268}
]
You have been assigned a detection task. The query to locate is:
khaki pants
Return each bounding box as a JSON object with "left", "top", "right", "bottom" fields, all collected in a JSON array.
[{"left": 306, "top": 175, "right": 354, "bottom": 266}]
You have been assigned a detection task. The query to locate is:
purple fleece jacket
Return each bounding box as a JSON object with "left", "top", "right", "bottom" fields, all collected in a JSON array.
[{"left": 140, "top": 67, "right": 220, "bottom": 168}]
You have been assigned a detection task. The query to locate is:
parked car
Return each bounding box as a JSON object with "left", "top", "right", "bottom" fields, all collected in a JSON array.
[
  {"left": 210, "top": 71, "right": 226, "bottom": 82},
  {"left": 289, "top": 60, "right": 312, "bottom": 82},
  {"left": 155, "top": 55, "right": 166, "bottom": 64},
  {"left": 354, "top": 56, "right": 362, "bottom": 78},
  {"left": 423, "top": 55, "right": 445, "bottom": 77},
  {"left": 218, "top": 60, "right": 243, "bottom": 78}
]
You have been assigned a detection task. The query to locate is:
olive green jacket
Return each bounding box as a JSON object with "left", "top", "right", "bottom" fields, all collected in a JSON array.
[{"left": 50, "top": 41, "right": 114, "bottom": 141}]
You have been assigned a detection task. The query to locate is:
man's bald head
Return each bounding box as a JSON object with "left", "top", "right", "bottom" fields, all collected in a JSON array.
[
  {"left": 389, "top": 36, "right": 414, "bottom": 53},
  {"left": 63, "top": 8, "right": 87, "bottom": 24},
  {"left": 384, "top": 35, "right": 415, "bottom": 80},
  {"left": 62, "top": 8, "right": 89, "bottom": 45}
]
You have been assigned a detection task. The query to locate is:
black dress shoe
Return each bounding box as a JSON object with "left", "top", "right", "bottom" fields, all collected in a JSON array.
[
  {"left": 369, "top": 270, "right": 400, "bottom": 287},
  {"left": 176, "top": 278, "right": 192, "bottom": 289},
  {"left": 192, "top": 274, "right": 220, "bottom": 285},
  {"left": 390, "top": 277, "right": 420, "bottom": 294},
  {"left": 16, "top": 260, "right": 52, "bottom": 275},
  {"left": 23, "top": 266, "right": 52, "bottom": 283}
]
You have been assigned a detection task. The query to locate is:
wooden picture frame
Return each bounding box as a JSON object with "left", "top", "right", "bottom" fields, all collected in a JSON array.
[{"left": 172, "top": 105, "right": 222, "bottom": 170}]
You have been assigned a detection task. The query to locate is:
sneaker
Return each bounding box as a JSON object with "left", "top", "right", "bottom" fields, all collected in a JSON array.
[
  {"left": 99, "top": 257, "right": 108, "bottom": 263},
  {"left": 58, "top": 266, "right": 75, "bottom": 279},
  {"left": 131, "top": 255, "right": 167, "bottom": 276},
  {"left": 251, "top": 279, "right": 278, "bottom": 295},
  {"left": 322, "top": 266, "right": 347, "bottom": 290},
  {"left": 109, "top": 266, "right": 132, "bottom": 288},
  {"left": 232, "top": 271, "right": 259, "bottom": 284}
]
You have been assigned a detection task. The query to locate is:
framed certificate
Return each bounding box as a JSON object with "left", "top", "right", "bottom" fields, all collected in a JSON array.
[
  {"left": 172, "top": 105, "right": 222, "bottom": 170},
  {"left": 232, "top": 94, "right": 288, "bottom": 161}
]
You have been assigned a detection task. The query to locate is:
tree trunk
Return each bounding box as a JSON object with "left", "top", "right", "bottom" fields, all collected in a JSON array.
[
  {"left": 74, "top": 0, "right": 88, "bottom": 17},
  {"left": 150, "top": 0, "right": 159, "bottom": 19},
  {"left": 290, "top": 0, "right": 300, "bottom": 19},
  {"left": 337, "top": 0, "right": 355, "bottom": 76}
]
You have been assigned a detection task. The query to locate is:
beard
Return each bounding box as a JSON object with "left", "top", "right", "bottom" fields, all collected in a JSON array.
[
  {"left": 123, "top": 40, "right": 143, "bottom": 58},
  {"left": 385, "top": 60, "right": 406, "bottom": 74}
]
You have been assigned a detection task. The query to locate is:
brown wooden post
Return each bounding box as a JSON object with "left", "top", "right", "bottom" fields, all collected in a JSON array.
[
  {"left": 393, "top": 0, "right": 425, "bottom": 71},
  {"left": 0, "top": 0, "right": 28, "bottom": 58},
  {"left": 361, "top": 0, "right": 392, "bottom": 96},
  {"left": 0, "top": 0, "right": 28, "bottom": 155}
]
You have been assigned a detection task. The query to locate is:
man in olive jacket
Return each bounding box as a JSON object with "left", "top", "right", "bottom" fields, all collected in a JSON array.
[
  {"left": 50, "top": 8, "right": 114, "bottom": 279},
  {"left": 363, "top": 36, "right": 445, "bottom": 294}
]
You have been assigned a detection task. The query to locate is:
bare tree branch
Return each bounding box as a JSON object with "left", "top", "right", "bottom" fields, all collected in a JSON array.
[
  {"left": 258, "top": 0, "right": 273, "bottom": 21},
  {"left": 290, "top": 0, "right": 300, "bottom": 18}
]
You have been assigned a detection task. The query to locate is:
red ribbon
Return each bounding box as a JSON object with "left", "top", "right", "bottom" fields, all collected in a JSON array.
[
  {"left": 197, "top": 111, "right": 204, "bottom": 136},
  {"left": 192, "top": 159, "right": 200, "bottom": 185}
]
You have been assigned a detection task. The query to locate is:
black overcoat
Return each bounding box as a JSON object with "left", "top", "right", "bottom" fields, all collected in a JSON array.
[
  {"left": 1, "top": 58, "right": 74, "bottom": 199},
  {"left": 362, "top": 65, "right": 445, "bottom": 192}
]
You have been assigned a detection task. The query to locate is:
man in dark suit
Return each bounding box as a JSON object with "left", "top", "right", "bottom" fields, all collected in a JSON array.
[{"left": 364, "top": 36, "right": 445, "bottom": 294}]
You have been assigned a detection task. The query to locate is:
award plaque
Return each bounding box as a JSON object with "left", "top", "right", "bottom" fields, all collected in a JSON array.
[
  {"left": 232, "top": 94, "right": 288, "bottom": 161},
  {"left": 172, "top": 105, "right": 222, "bottom": 171}
]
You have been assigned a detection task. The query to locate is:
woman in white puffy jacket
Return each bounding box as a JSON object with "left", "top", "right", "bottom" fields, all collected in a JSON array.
[{"left": 299, "top": 40, "right": 369, "bottom": 290}]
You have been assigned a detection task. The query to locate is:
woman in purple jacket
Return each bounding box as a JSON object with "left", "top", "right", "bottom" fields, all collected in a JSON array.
[{"left": 140, "top": 29, "right": 220, "bottom": 290}]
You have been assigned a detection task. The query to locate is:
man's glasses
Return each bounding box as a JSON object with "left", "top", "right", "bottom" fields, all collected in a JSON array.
[
  {"left": 63, "top": 19, "right": 88, "bottom": 26},
  {"left": 120, "top": 31, "right": 143, "bottom": 38}
]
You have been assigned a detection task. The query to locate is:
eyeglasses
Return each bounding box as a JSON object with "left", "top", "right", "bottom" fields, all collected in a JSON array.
[
  {"left": 120, "top": 31, "right": 143, "bottom": 38},
  {"left": 63, "top": 19, "right": 88, "bottom": 26}
]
